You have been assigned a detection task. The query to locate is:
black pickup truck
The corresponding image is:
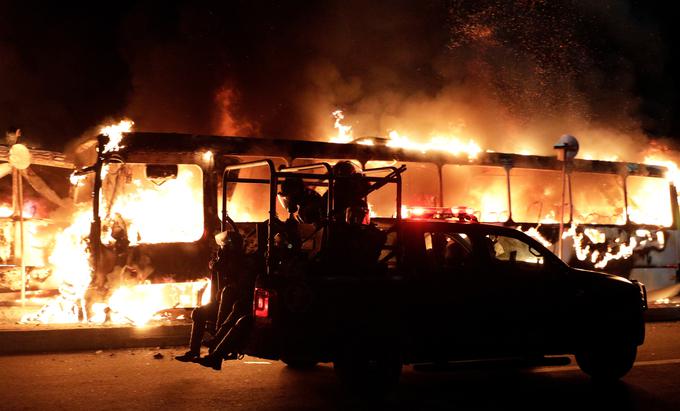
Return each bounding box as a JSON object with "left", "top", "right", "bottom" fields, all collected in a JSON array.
[{"left": 216, "top": 160, "right": 646, "bottom": 390}]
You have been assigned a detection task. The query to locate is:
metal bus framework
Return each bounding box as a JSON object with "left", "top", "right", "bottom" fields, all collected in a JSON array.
[
  {"left": 0, "top": 144, "right": 74, "bottom": 300},
  {"left": 75, "top": 132, "right": 680, "bottom": 298}
]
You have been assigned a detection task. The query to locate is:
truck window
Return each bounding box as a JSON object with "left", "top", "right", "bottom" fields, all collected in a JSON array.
[
  {"left": 485, "top": 234, "right": 544, "bottom": 265},
  {"left": 424, "top": 232, "right": 473, "bottom": 270}
]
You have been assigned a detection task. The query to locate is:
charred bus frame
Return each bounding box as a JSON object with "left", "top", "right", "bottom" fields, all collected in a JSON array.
[{"left": 75, "top": 132, "right": 679, "bottom": 294}]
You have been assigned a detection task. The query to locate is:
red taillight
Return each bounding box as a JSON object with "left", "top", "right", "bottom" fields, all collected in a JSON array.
[{"left": 254, "top": 288, "right": 270, "bottom": 318}]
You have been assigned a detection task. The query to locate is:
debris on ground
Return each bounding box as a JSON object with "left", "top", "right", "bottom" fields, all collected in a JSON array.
[{"left": 153, "top": 352, "right": 164, "bottom": 359}]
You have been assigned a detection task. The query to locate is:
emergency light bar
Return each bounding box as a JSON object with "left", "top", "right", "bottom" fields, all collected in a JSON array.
[{"left": 402, "top": 206, "right": 478, "bottom": 222}]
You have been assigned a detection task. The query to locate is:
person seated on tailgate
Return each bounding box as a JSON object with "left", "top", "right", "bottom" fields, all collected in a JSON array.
[
  {"left": 195, "top": 252, "right": 258, "bottom": 370},
  {"left": 175, "top": 230, "right": 244, "bottom": 363}
]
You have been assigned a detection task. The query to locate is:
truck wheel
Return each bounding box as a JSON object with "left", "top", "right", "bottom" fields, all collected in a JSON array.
[
  {"left": 333, "top": 341, "right": 402, "bottom": 394},
  {"left": 576, "top": 344, "right": 637, "bottom": 381},
  {"left": 281, "top": 358, "right": 318, "bottom": 370}
]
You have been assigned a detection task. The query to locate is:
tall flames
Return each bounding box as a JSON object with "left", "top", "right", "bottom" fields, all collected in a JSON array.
[{"left": 21, "top": 120, "right": 211, "bottom": 326}]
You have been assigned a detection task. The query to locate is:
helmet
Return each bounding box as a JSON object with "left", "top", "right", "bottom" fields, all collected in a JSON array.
[
  {"left": 278, "top": 177, "right": 305, "bottom": 213},
  {"left": 333, "top": 160, "right": 358, "bottom": 177}
]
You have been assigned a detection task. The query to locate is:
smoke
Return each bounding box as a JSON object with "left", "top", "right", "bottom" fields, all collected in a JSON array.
[
  {"left": 0, "top": 1, "right": 676, "bottom": 161},
  {"left": 283, "top": 0, "right": 670, "bottom": 160},
  {"left": 0, "top": 2, "right": 131, "bottom": 150}
]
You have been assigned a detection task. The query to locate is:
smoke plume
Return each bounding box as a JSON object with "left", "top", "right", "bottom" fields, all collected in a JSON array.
[{"left": 0, "top": 1, "right": 676, "bottom": 161}]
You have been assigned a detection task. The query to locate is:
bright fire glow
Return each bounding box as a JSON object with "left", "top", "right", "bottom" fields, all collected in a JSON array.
[
  {"left": 563, "top": 224, "right": 640, "bottom": 269},
  {"left": 101, "top": 119, "right": 134, "bottom": 153},
  {"left": 104, "top": 280, "right": 211, "bottom": 326},
  {"left": 517, "top": 226, "right": 553, "bottom": 249},
  {"left": 386, "top": 130, "right": 482, "bottom": 160},
  {"left": 329, "top": 111, "right": 482, "bottom": 160},
  {"left": 643, "top": 156, "right": 680, "bottom": 189},
  {"left": 23, "top": 123, "right": 211, "bottom": 327},
  {"left": 330, "top": 110, "right": 353, "bottom": 143},
  {"left": 100, "top": 164, "right": 204, "bottom": 245}
]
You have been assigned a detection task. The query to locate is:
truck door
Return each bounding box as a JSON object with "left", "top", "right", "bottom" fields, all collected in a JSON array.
[
  {"left": 404, "top": 226, "right": 475, "bottom": 361},
  {"left": 478, "top": 233, "right": 566, "bottom": 353}
]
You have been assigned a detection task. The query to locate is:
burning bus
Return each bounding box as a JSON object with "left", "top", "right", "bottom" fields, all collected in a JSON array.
[{"left": 18, "top": 129, "right": 680, "bottom": 326}]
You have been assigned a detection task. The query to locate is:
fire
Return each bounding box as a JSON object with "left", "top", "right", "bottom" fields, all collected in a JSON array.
[
  {"left": 329, "top": 111, "right": 482, "bottom": 160},
  {"left": 100, "top": 164, "right": 204, "bottom": 245},
  {"left": 101, "top": 119, "right": 134, "bottom": 153},
  {"left": 104, "top": 280, "right": 211, "bottom": 326},
  {"left": 643, "top": 156, "right": 680, "bottom": 189},
  {"left": 22, "top": 121, "right": 211, "bottom": 327},
  {"left": 21, "top": 207, "right": 92, "bottom": 324},
  {"left": 517, "top": 226, "right": 552, "bottom": 249},
  {"left": 562, "top": 224, "right": 640, "bottom": 269},
  {"left": 330, "top": 110, "right": 353, "bottom": 143},
  {"left": 591, "top": 237, "right": 637, "bottom": 269},
  {"left": 584, "top": 228, "right": 606, "bottom": 244},
  {"left": 387, "top": 131, "right": 482, "bottom": 160}
]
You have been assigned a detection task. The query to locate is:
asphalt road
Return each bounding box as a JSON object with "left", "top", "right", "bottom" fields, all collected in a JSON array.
[{"left": 1, "top": 322, "right": 680, "bottom": 411}]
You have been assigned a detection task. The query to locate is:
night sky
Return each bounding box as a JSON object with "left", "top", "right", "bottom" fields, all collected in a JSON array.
[{"left": 1, "top": 0, "right": 679, "bottom": 155}]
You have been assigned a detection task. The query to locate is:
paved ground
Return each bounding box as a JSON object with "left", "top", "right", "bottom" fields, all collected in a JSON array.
[{"left": 1, "top": 322, "right": 680, "bottom": 410}]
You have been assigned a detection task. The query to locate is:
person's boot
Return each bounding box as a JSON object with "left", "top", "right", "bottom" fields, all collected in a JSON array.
[
  {"left": 197, "top": 354, "right": 222, "bottom": 371},
  {"left": 223, "top": 352, "right": 239, "bottom": 361},
  {"left": 174, "top": 350, "right": 200, "bottom": 362}
]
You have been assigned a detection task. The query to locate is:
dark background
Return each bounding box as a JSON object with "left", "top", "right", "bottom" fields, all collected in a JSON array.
[{"left": 1, "top": 0, "right": 679, "bottom": 154}]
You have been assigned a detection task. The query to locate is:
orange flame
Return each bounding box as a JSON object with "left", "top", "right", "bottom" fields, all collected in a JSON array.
[{"left": 100, "top": 119, "right": 134, "bottom": 153}]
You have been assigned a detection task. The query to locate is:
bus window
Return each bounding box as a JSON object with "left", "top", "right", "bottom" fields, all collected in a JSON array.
[
  {"left": 571, "top": 172, "right": 625, "bottom": 225},
  {"left": 366, "top": 161, "right": 438, "bottom": 218},
  {"left": 220, "top": 157, "right": 287, "bottom": 222},
  {"left": 101, "top": 163, "right": 204, "bottom": 244},
  {"left": 443, "top": 165, "right": 509, "bottom": 222},
  {"left": 627, "top": 176, "right": 672, "bottom": 226},
  {"left": 509, "top": 168, "right": 565, "bottom": 223}
]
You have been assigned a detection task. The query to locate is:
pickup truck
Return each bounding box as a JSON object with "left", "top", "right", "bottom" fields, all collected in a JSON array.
[{"left": 218, "top": 160, "right": 647, "bottom": 390}]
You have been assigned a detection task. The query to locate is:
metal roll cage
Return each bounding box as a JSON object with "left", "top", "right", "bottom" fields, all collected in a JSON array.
[{"left": 220, "top": 160, "right": 404, "bottom": 274}]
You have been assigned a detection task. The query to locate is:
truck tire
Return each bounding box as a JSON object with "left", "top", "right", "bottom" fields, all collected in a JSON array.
[
  {"left": 333, "top": 340, "right": 402, "bottom": 394},
  {"left": 576, "top": 344, "right": 637, "bottom": 381}
]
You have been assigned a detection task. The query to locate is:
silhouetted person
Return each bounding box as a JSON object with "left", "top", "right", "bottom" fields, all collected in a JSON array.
[
  {"left": 195, "top": 253, "right": 257, "bottom": 370},
  {"left": 330, "top": 161, "right": 370, "bottom": 223},
  {"left": 175, "top": 231, "right": 244, "bottom": 362},
  {"left": 277, "top": 176, "right": 324, "bottom": 226}
]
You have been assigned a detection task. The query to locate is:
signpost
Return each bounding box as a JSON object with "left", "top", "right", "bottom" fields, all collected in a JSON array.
[
  {"left": 9, "top": 143, "right": 31, "bottom": 304},
  {"left": 554, "top": 135, "right": 579, "bottom": 260}
]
